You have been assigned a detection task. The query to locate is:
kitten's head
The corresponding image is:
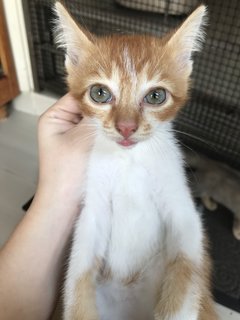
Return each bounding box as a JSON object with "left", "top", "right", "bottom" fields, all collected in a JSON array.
[{"left": 54, "top": 2, "right": 207, "bottom": 147}]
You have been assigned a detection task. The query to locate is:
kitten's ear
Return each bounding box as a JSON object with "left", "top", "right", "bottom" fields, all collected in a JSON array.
[
  {"left": 53, "top": 2, "right": 93, "bottom": 68},
  {"left": 165, "top": 5, "right": 207, "bottom": 75}
]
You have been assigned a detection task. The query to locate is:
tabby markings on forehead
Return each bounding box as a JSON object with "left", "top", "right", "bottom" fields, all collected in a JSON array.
[
  {"left": 86, "top": 57, "right": 174, "bottom": 109},
  {"left": 122, "top": 46, "right": 137, "bottom": 78}
]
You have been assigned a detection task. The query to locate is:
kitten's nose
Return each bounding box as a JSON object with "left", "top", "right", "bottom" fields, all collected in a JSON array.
[{"left": 116, "top": 121, "right": 138, "bottom": 138}]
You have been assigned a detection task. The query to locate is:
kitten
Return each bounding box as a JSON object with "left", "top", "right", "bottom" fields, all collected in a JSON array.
[
  {"left": 55, "top": 2, "right": 218, "bottom": 319},
  {"left": 186, "top": 150, "right": 240, "bottom": 240}
]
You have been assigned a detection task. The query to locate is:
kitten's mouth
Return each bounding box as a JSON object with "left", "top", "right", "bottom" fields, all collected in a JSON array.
[{"left": 117, "top": 138, "right": 137, "bottom": 147}]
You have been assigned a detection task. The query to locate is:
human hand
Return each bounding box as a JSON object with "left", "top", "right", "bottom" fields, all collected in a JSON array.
[
  {"left": 0, "top": 94, "right": 96, "bottom": 320},
  {"left": 35, "top": 93, "right": 96, "bottom": 210}
]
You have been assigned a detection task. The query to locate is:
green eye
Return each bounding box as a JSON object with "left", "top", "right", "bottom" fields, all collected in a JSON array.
[
  {"left": 144, "top": 88, "right": 166, "bottom": 105},
  {"left": 90, "top": 85, "right": 112, "bottom": 103}
]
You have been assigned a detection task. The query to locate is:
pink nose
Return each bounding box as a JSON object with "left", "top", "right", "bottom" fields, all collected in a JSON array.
[{"left": 116, "top": 121, "right": 138, "bottom": 138}]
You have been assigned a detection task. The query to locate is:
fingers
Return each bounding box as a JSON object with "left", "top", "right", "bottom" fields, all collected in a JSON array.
[
  {"left": 39, "top": 93, "right": 83, "bottom": 126},
  {"left": 39, "top": 93, "right": 98, "bottom": 141},
  {"left": 71, "top": 117, "right": 97, "bottom": 150},
  {"left": 54, "top": 93, "right": 81, "bottom": 114},
  {"left": 42, "top": 93, "right": 81, "bottom": 119},
  {"left": 48, "top": 108, "right": 82, "bottom": 124},
  {"left": 72, "top": 117, "right": 97, "bottom": 136}
]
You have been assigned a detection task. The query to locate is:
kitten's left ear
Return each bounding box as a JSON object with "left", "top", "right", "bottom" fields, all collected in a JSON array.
[
  {"left": 53, "top": 2, "right": 94, "bottom": 69},
  {"left": 165, "top": 5, "right": 207, "bottom": 75}
]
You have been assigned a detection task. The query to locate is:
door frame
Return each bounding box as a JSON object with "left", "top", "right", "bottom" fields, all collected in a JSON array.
[{"left": 2, "top": 0, "right": 34, "bottom": 92}]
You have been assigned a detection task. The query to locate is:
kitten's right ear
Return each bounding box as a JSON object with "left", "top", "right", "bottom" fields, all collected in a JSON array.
[
  {"left": 54, "top": 2, "right": 93, "bottom": 69},
  {"left": 164, "top": 5, "right": 207, "bottom": 77}
]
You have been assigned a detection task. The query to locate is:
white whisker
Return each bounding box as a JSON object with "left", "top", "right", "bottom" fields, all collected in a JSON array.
[{"left": 172, "top": 129, "right": 217, "bottom": 151}]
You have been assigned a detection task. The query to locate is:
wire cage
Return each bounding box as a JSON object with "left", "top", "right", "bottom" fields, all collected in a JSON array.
[{"left": 23, "top": 0, "right": 240, "bottom": 170}]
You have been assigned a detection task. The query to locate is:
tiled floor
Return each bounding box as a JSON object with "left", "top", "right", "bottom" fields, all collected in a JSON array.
[
  {"left": 0, "top": 109, "right": 38, "bottom": 247},
  {"left": 0, "top": 106, "right": 239, "bottom": 319}
]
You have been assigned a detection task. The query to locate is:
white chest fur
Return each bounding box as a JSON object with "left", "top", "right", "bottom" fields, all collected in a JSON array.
[{"left": 64, "top": 125, "right": 203, "bottom": 319}]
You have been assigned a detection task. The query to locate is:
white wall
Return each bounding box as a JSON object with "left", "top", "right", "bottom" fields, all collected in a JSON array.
[
  {"left": 3, "top": 0, "right": 33, "bottom": 92},
  {"left": 2, "top": 1, "right": 58, "bottom": 115}
]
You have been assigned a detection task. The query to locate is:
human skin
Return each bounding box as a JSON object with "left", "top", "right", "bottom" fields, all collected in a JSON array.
[{"left": 0, "top": 94, "right": 95, "bottom": 320}]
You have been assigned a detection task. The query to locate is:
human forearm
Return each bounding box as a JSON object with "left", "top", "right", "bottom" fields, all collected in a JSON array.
[{"left": 0, "top": 190, "right": 79, "bottom": 320}]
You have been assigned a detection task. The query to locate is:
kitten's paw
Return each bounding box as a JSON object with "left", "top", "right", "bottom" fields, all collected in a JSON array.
[
  {"left": 233, "top": 218, "right": 240, "bottom": 240},
  {"left": 201, "top": 195, "right": 218, "bottom": 211}
]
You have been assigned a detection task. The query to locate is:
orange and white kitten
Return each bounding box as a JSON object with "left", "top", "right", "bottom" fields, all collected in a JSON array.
[{"left": 55, "top": 2, "right": 217, "bottom": 319}]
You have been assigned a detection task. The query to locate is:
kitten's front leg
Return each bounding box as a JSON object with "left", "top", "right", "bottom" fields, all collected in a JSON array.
[
  {"left": 154, "top": 253, "right": 201, "bottom": 320},
  {"left": 65, "top": 268, "right": 98, "bottom": 320},
  {"left": 63, "top": 206, "right": 102, "bottom": 320},
  {"left": 154, "top": 237, "right": 217, "bottom": 320},
  {"left": 153, "top": 167, "right": 218, "bottom": 320}
]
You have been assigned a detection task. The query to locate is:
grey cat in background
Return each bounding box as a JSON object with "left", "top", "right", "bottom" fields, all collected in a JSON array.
[{"left": 186, "top": 151, "right": 240, "bottom": 240}]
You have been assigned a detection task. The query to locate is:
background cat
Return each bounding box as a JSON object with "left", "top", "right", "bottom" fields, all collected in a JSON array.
[{"left": 185, "top": 150, "right": 240, "bottom": 240}]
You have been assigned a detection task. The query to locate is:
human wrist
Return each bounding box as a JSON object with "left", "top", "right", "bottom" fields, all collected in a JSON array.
[{"left": 30, "top": 182, "right": 83, "bottom": 219}]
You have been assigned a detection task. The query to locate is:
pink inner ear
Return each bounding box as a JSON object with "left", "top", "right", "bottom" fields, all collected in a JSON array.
[
  {"left": 66, "top": 51, "right": 79, "bottom": 66},
  {"left": 176, "top": 52, "right": 192, "bottom": 70}
]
